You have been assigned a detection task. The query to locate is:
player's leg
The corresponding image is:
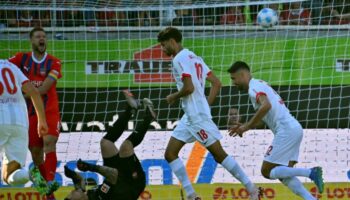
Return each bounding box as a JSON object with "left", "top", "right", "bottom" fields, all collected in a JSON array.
[
  {"left": 268, "top": 161, "right": 324, "bottom": 193},
  {"left": 165, "top": 137, "right": 198, "bottom": 199},
  {"left": 190, "top": 119, "right": 259, "bottom": 199},
  {"left": 120, "top": 98, "right": 157, "bottom": 157},
  {"left": 63, "top": 166, "right": 89, "bottom": 200},
  {"left": 27, "top": 115, "right": 54, "bottom": 195},
  {"left": 101, "top": 89, "right": 140, "bottom": 158},
  {"left": 263, "top": 126, "right": 324, "bottom": 194},
  {"left": 207, "top": 140, "right": 259, "bottom": 199},
  {"left": 76, "top": 90, "right": 142, "bottom": 184},
  {"left": 42, "top": 135, "right": 58, "bottom": 180},
  {"left": 2, "top": 161, "right": 28, "bottom": 185},
  {"left": 28, "top": 115, "right": 44, "bottom": 171},
  {"left": 116, "top": 98, "right": 156, "bottom": 199},
  {"left": 278, "top": 161, "right": 317, "bottom": 200},
  {"left": 40, "top": 116, "right": 60, "bottom": 199},
  {"left": 2, "top": 125, "right": 30, "bottom": 185},
  {"left": 165, "top": 118, "right": 198, "bottom": 200}
]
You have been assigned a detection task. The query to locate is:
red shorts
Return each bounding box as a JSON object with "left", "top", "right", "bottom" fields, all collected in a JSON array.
[{"left": 28, "top": 114, "right": 60, "bottom": 148}]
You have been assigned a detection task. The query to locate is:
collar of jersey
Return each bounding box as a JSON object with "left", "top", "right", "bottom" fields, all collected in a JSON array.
[{"left": 31, "top": 52, "right": 48, "bottom": 64}]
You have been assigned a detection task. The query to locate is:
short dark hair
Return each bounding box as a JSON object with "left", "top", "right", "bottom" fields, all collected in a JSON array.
[
  {"left": 227, "top": 61, "right": 250, "bottom": 73},
  {"left": 157, "top": 27, "right": 182, "bottom": 43},
  {"left": 29, "top": 27, "right": 45, "bottom": 38}
]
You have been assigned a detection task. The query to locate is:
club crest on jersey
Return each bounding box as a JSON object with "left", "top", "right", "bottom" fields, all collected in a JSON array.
[
  {"left": 40, "top": 68, "right": 46, "bottom": 76},
  {"left": 100, "top": 183, "right": 110, "bottom": 193}
]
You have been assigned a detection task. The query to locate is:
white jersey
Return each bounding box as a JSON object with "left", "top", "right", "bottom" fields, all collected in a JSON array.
[
  {"left": 248, "top": 78, "right": 299, "bottom": 134},
  {"left": 0, "top": 60, "right": 29, "bottom": 128},
  {"left": 172, "top": 49, "right": 212, "bottom": 124}
]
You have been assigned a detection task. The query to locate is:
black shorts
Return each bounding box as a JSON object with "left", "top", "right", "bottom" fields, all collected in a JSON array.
[{"left": 103, "top": 154, "right": 146, "bottom": 199}]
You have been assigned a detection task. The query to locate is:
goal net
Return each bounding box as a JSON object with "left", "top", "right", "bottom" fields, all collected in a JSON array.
[{"left": 0, "top": 0, "right": 349, "bottom": 199}]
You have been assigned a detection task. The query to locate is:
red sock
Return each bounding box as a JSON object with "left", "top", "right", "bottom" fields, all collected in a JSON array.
[
  {"left": 44, "top": 152, "right": 57, "bottom": 181},
  {"left": 39, "top": 163, "right": 46, "bottom": 179}
]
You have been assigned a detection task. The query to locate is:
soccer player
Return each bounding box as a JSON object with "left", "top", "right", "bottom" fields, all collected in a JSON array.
[
  {"left": 157, "top": 27, "right": 261, "bottom": 200},
  {"left": 227, "top": 61, "right": 324, "bottom": 200},
  {"left": 8, "top": 27, "right": 62, "bottom": 199},
  {"left": 0, "top": 59, "right": 48, "bottom": 188},
  {"left": 64, "top": 90, "right": 156, "bottom": 200}
]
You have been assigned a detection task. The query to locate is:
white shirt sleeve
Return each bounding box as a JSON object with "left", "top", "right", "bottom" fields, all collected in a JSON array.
[
  {"left": 174, "top": 56, "right": 192, "bottom": 80},
  {"left": 11, "top": 63, "right": 29, "bottom": 86},
  {"left": 201, "top": 59, "right": 212, "bottom": 78},
  {"left": 249, "top": 80, "right": 268, "bottom": 104}
]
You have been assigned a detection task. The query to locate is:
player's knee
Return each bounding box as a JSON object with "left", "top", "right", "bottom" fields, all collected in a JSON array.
[
  {"left": 119, "top": 140, "right": 134, "bottom": 158},
  {"left": 100, "top": 138, "right": 112, "bottom": 150},
  {"left": 43, "top": 137, "right": 57, "bottom": 151},
  {"left": 261, "top": 167, "right": 272, "bottom": 179},
  {"left": 164, "top": 150, "right": 177, "bottom": 162},
  {"left": 212, "top": 152, "right": 228, "bottom": 163}
]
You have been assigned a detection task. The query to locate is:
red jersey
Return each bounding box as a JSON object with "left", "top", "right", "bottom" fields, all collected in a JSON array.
[{"left": 9, "top": 52, "right": 62, "bottom": 117}]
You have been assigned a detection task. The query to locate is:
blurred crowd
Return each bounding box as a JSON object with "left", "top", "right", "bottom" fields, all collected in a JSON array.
[{"left": 0, "top": 0, "right": 349, "bottom": 28}]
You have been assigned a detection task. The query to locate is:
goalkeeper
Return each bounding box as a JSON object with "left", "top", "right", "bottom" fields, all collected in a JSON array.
[{"left": 64, "top": 90, "right": 157, "bottom": 200}]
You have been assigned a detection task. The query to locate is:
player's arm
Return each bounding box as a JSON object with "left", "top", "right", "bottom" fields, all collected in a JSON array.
[
  {"left": 36, "top": 63, "right": 61, "bottom": 96},
  {"left": 206, "top": 72, "right": 222, "bottom": 105},
  {"left": 246, "top": 95, "right": 271, "bottom": 129},
  {"left": 22, "top": 81, "right": 48, "bottom": 137},
  {"left": 166, "top": 76, "right": 194, "bottom": 104},
  {"left": 36, "top": 77, "right": 56, "bottom": 95},
  {"left": 24, "top": 70, "right": 58, "bottom": 98},
  {"left": 77, "top": 159, "right": 118, "bottom": 184},
  {"left": 8, "top": 53, "right": 22, "bottom": 67},
  {"left": 64, "top": 165, "right": 86, "bottom": 192},
  {"left": 229, "top": 95, "right": 271, "bottom": 137},
  {"left": 95, "top": 165, "right": 118, "bottom": 184}
]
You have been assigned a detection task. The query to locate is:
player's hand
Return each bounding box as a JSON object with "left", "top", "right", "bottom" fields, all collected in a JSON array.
[
  {"left": 38, "top": 120, "right": 48, "bottom": 137},
  {"left": 228, "top": 122, "right": 249, "bottom": 137},
  {"left": 235, "top": 124, "right": 249, "bottom": 137},
  {"left": 166, "top": 94, "right": 177, "bottom": 105},
  {"left": 228, "top": 122, "right": 242, "bottom": 137}
]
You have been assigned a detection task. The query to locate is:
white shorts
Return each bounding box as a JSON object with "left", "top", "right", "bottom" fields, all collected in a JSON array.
[
  {"left": 172, "top": 117, "right": 222, "bottom": 147},
  {"left": 0, "top": 125, "right": 28, "bottom": 167},
  {"left": 264, "top": 123, "right": 303, "bottom": 166}
]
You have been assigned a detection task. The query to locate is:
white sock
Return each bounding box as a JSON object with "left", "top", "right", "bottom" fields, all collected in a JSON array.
[
  {"left": 221, "top": 156, "right": 256, "bottom": 194},
  {"left": 270, "top": 166, "right": 311, "bottom": 179},
  {"left": 281, "top": 177, "right": 316, "bottom": 200},
  {"left": 169, "top": 158, "right": 195, "bottom": 198},
  {"left": 7, "top": 169, "right": 29, "bottom": 185}
]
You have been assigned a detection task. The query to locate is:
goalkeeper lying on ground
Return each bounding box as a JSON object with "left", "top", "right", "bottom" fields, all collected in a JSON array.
[{"left": 63, "top": 90, "right": 157, "bottom": 200}]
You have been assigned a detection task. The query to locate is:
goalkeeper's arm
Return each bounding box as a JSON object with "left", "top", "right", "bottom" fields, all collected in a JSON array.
[{"left": 64, "top": 165, "right": 86, "bottom": 192}]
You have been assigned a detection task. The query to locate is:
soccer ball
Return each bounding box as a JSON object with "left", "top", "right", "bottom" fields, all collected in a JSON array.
[{"left": 257, "top": 8, "right": 278, "bottom": 28}]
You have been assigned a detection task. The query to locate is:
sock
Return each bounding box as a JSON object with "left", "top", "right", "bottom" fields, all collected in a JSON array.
[
  {"left": 39, "top": 163, "right": 46, "bottom": 179},
  {"left": 221, "top": 156, "right": 256, "bottom": 194},
  {"left": 281, "top": 177, "right": 316, "bottom": 200},
  {"left": 270, "top": 166, "right": 311, "bottom": 179},
  {"left": 126, "top": 113, "right": 152, "bottom": 147},
  {"left": 44, "top": 152, "right": 57, "bottom": 181},
  {"left": 7, "top": 169, "right": 29, "bottom": 185},
  {"left": 169, "top": 158, "right": 195, "bottom": 198},
  {"left": 104, "top": 106, "right": 132, "bottom": 143}
]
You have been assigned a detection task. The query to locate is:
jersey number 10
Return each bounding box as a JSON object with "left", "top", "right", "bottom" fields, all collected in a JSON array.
[{"left": 0, "top": 68, "right": 18, "bottom": 96}]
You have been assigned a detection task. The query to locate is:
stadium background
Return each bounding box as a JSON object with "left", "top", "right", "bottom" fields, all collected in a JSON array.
[{"left": 0, "top": 0, "right": 350, "bottom": 199}]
